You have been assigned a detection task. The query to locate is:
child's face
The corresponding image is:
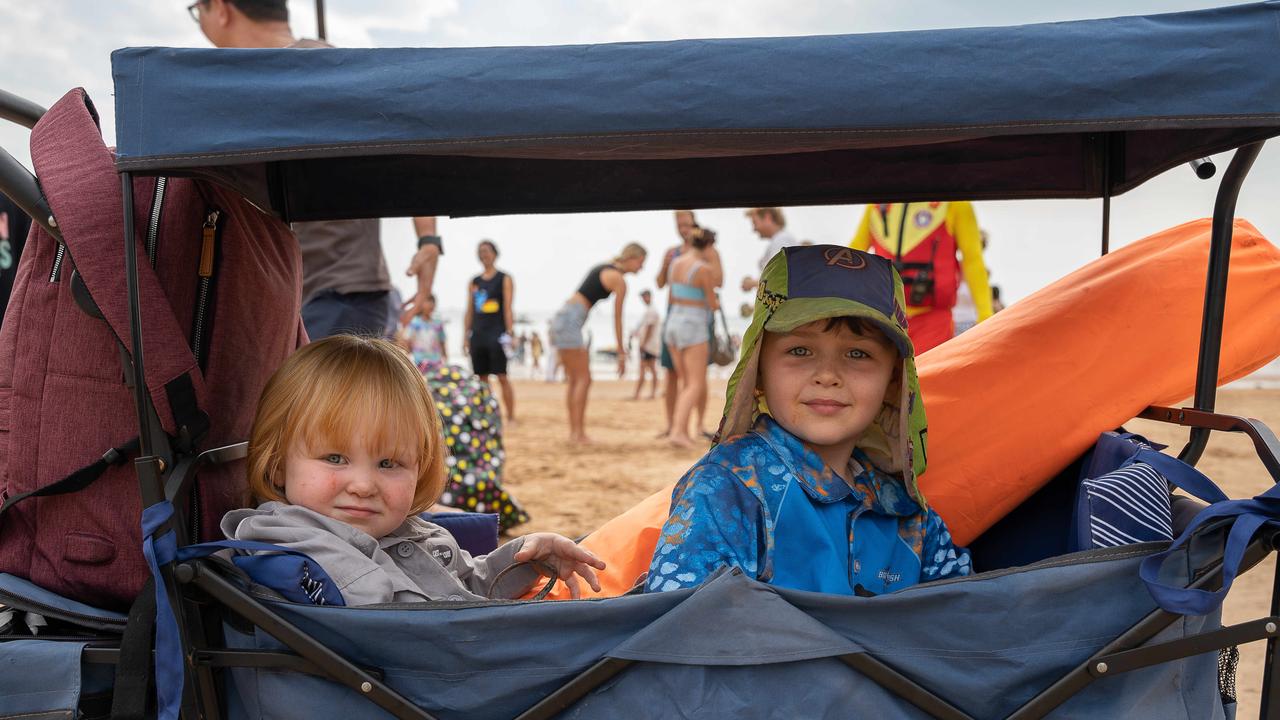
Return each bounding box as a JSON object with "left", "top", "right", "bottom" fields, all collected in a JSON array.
[
  {"left": 758, "top": 319, "right": 898, "bottom": 471},
  {"left": 419, "top": 297, "right": 435, "bottom": 318},
  {"left": 282, "top": 431, "right": 420, "bottom": 539}
]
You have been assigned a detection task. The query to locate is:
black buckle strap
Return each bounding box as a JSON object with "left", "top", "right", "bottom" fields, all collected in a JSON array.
[{"left": 0, "top": 437, "right": 139, "bottom": 519}]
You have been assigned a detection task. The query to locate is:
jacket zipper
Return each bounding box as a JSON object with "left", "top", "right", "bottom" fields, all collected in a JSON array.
[
  {"left": 894, "top": 202, "right": 910, "bottom": 265},
  {"left": 191, "top": 209, "right": 220, "bottom": 367},
  {"left": 146, "top": 176, "right": 168, "bottom": 266},
  {"left": 48, "top": 242, "right": 65, "bottom": 282}
]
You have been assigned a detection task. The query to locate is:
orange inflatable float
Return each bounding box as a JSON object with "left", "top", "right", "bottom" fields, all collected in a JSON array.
[{"left": 536, "top": 219, "right": 1280, "bottom": 600}]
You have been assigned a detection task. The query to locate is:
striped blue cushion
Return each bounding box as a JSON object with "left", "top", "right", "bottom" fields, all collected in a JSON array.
[{"left": 1080, "top": 462, "right": 1174, "bottom": 548}]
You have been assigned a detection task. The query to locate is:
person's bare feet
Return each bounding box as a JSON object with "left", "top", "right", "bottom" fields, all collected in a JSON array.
[
  {"left": 569, "top": 434, "right": 594, "bottom": 446},
  {"left": 667, "top": 434, "right": 696, "bottom": 449}
]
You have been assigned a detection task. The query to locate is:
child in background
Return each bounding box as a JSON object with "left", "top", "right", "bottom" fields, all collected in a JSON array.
[
  {"left": 223, "top": 335, "right": 603, "bottom": 605},
  {"left": 398, "top": 293, "right": 448, "bottom": 367},
  {"left": 646, "top": 245, "right": 970, "bottom": 596}
]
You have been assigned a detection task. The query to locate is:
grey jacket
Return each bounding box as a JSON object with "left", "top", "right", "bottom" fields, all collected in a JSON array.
[{"left": 221, "top": 502, "right": 539, "bottom": 606}]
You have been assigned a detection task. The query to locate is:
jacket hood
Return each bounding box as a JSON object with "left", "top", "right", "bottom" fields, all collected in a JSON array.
[{"left": 716, "top": 244, "right": 928, "bottom": 506}]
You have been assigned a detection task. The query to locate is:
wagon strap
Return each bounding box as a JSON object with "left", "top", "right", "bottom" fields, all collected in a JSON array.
[{"left": 1137, "top": 449, "right": 1280, "bottom": 615}]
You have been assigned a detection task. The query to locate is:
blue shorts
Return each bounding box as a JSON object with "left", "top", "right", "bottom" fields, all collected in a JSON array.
[
  {"left": 549, "top": 302, "right": 588, "bottom": 349},
  {"left": 302, "top": 289, "right": 390, "bottom": 340}
]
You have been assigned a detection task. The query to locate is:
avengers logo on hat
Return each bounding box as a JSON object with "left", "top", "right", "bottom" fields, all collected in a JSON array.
[{"left": 823, "top": 247, "right": 867, "bottom": 270}]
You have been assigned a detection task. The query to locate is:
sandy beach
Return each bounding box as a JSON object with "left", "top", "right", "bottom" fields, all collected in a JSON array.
[{"left": 499, "top": 377, "right": 1280, "bottom": 715}]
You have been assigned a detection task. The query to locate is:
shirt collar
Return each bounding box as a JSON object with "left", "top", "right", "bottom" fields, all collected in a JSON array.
[{"left": 753, "top": 415, "right": 921, "bottom": 517}]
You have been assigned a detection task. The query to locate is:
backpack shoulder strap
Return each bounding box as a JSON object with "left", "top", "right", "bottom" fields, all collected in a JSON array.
[{"left": 30, "top": 89, "right": 207, "bottom": 437}]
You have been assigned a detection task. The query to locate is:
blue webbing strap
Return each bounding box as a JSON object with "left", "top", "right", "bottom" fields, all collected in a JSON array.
[
  {"left": 1135, "top": 449, "right": 1280, "bottom": 616},
  {"left": 142, "top": 502, "right": 345, "bottom": 719},
  {"left": 140, "top": 501, "right": 183, "bottom": 720}
]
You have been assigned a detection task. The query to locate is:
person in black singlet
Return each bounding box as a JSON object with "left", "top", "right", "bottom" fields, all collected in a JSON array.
[
  {"left": 465, "top": 240, "right": 516, "bottom": 423},
  {"left": 549, "top": 242, "right": 647, "bottom": 444}
]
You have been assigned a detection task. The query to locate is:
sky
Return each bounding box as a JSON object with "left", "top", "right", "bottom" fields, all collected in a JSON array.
[{"left": 1, "top": 0, "right": 1277, "bottom": 341}]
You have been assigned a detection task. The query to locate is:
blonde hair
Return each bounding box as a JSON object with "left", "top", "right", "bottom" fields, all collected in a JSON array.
[
  {"left": 746, "top": 207, "right": 786, "bottom": 227},
  {"left": 246, "top": 335, "right": 447, "bottom": 514},
  {"left": 613, "top": 242, "right": 648, "bottom": 265}
]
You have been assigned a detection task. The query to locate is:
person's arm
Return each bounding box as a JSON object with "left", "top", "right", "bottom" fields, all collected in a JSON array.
[
  {"left": 703, "top": 244, "right": 724, "bottom": 289},
  {"left": 613, "top": 276, "right": 628, "bottom": 377},
  {"left": 700, "top": 267, "right": 720, "bottom": 312},
  {"left": 646, "top": 465, "right": 763, "bottom": 592},
  {"left": 463, "top": 281, "right": 475, "bottom": 355},
  {"left": 950, "top": 202, "right": 994, "bottom": 322},
  {"left": 402, "top": 216, "right": 442, "bottom": 325},
  {"left": 850, "top": 206, "right": 872, "bottom": 251},
  {"left": 503, "top": 274, "right": 515, "bottom": 336},
  {"left": 655, "top": 247, "right": 676, "bottom": 289},
  {"left": 919, "top": 509, "right": 973, "bottom": 582}
]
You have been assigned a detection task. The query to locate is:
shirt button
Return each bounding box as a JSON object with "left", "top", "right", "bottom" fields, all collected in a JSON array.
[
  {"left": 853, "top": 559, "right": 862, "bottom": 574},
  {"left": 396, "top": 542, "right": 414, "bottom": 558}
]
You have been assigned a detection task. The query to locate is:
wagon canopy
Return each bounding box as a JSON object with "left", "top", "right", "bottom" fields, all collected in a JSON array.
[{"left": 110, "top": 2, "right": 1280, "bottom": 220}]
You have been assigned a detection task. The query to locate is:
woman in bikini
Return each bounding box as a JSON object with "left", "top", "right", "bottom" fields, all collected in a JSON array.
[{"left": 663, "top": 227, "right": 719, "bottom": 448}]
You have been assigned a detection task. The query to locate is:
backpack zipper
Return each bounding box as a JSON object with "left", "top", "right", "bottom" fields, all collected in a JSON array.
[
  {"left": 145, "top": 176, "right": 168, "bottom": 266},
  {"left": 186, "top": 206, "right": 221, "bottom": 544},
  {"left": 0, "top": 585, "right": 126, "bottom": 633},
  {"left": 191, "top": 209, "right": 220, "bottom": 367},
  {"left": 49, "top": 177, "right": 169, "bottom": 284},
  {"left": 48, "top": 242, "right": 65, "bottom": 282}
]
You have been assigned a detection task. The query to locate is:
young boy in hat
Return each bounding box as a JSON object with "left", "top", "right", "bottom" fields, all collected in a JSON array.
[{"left": 646, "top": 245, "right": 970, "bottom": 596}]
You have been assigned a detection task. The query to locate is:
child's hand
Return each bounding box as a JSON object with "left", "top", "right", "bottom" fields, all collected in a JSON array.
[{"left": 514, "top": 533, "right": 606, "bottom": 599}]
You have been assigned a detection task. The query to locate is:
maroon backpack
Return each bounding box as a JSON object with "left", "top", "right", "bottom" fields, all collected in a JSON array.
[{"left": 0, "top": 89, "right": 304, "bottom": 610}]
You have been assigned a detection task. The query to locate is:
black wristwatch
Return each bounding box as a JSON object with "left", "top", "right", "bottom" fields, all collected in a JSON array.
[{"left": 417, "top": 234, "right": 443, "bottom": 253}]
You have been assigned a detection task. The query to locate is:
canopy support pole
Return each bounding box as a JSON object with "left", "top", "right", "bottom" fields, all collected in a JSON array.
[
  {"left": 1100, "top": 136, "right": 1112, "bottom": 255},
  {"left": 1263, "top": 564, "right": 1280, "bottom": 719},
  {"left": 1179, "top": 141, "right": 1264, "bottom": 466},
  {"left": 122, "top": 173, "right": 208, "bottom": 720},
  {"left": 315, "top": 0, "right": 327, "bottom": 40}
]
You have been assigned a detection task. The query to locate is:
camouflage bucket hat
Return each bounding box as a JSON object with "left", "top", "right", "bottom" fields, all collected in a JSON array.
[{"left": 718, "top": 245, "right": 928, "bottom": 505}]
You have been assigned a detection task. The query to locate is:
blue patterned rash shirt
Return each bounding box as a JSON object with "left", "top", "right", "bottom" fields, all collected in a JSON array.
[{"left": 646, "top": 415, "right": 971, "bottom": 595}]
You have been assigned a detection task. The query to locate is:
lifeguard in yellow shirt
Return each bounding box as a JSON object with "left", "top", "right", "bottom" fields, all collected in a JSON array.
[{"left": 851, "top": 201, "right": 992, "bottom": 353}]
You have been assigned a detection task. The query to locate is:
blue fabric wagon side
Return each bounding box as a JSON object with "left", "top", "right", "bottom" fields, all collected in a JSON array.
[{"left": 212, "top": 539, "right": 1227, "bottom": 720}]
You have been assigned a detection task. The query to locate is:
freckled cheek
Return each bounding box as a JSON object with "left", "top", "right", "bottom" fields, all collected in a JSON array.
[{"left": 286, "top": 470, "right": 346, "bottom": 505}]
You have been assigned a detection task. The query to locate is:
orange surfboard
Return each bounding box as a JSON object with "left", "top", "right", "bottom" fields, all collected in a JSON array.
[{"left": 535, "top": 219, "right": 1280, "bottom": 599}]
